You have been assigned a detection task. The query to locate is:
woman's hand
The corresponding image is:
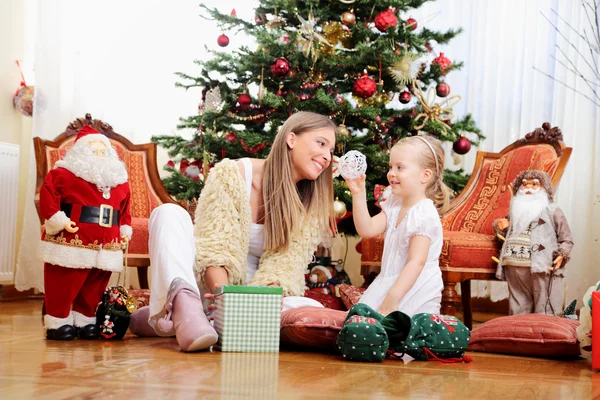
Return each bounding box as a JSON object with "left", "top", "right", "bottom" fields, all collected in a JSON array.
[
  {"left": 345, "top": 174, "right": 367, "bottom": 196},
  {"left": 204, "top": 284, "right": 222, "bottom": 314}
]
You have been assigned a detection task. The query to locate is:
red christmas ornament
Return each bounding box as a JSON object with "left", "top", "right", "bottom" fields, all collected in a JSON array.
[
  {"left": 353, "top": 71, "right": 377, "bottom": 99},
  {"left": 179, "top": 159, "right": 190, "bottom": 172},
  {"left": 225, "top": 132, "right": 237, "bottom": 143},
  {"left": 453, "top": 135, "right": 471, "bottom": 155},
  {"left": 217, "top": 34, "right": 229, "bottom": 47},
  {"left": 399, "top": 91, "right": 411, "bottom": 104},
  {"left": 165, "top": 160, "right": 175, "bottom": 168},
  {"left": 270, "top": 57, "right": 290, "bottom": 77},
  {"left": 436, "top": 81, "right": 451, "bottom": 97},
  {"left": 405, "top": 17, "right": 417, "bottom": 31},
  {"left": 374, "top": 8, "right": 398, "bottom": 32},
  {"left": 237, "top": 93, "right": 252, "bottom": 107},
  {"left": 341, "top": 10, "right": 356, "bottom": 26},
  {"left": 432, "top": 52, "right": 452, "bottom": 75},
  {"left": 230, "top": 9, "right": 236, "bottom": 17}
]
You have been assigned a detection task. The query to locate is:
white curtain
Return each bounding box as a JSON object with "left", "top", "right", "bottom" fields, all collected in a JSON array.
[
  {"left": 15, "top": 0, "right": 258, "bottom": 291},
  {"left": 409, "top": 0, "right": 600, "bottom": 303}
]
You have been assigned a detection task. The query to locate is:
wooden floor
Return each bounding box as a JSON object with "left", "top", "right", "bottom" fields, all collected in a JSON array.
[{"left": 0, "top": 300, "right": 597, "bottom": 399}]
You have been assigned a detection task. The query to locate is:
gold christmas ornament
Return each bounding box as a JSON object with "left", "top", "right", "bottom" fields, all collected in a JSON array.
[
  {"left": 266, "top": 15, "right": 286, "bottom": 29},
  {"left": 353, "top": 90, "right": 394, "bottom": 108},
  {"left": 297, "top": 12, "right": 328, "bottom": 61},
  {"left": 336, "top": 124, "right": 350, "bottom": 137},
  {"left": 333, "top": 198, "right": 347, "bottom": 219},
  {"left": 125, "top": 295, "right": 138, "bottom": 314},
  {"left": 389, "top": 53, "right": 421, "bottom": 87},
  {"left": 341, "top": 10, "right": 356, "bottom": 26},
  {"left": 321, "top": 22, "right": 353, "bottom": 55},
  {"left": 411, "top": 79, "right": 461, "bottom": 133}
]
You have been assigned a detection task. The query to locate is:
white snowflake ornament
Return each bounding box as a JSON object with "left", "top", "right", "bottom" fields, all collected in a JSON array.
[{"left": 338, "top": 150, "right": 367, "bottom": 179}]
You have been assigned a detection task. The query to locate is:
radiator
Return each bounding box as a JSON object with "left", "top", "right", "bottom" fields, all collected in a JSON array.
[{"left": 0, "top": 143, "right": 19, "bottom": 283}]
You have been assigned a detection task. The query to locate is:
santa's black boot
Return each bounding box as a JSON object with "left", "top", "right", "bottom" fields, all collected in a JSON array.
[
  {"left": 78, "top": 324, "right": 100, "bottom": 340},
  {"left": 44, "top": 313, "right": 76, "bottom": 340},
  {"left": 73, "top": 311, "right": 99, "bottom": 340}
]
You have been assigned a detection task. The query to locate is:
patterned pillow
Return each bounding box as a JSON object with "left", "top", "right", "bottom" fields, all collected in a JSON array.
[
  {"left": 467, "top": 314, "right": 581, "bottom": 358},
  {"left": 337, "top": 284, "right": 366, "bottom": 310},
  {"left": 128, "top": 289, "right": 151, "bottom": 309},
  {"left": 280, "top": 306, "right": 347, "bottom": 351},
  {"left": 304, "top": 289, "right": 346, "bottom": 310}
]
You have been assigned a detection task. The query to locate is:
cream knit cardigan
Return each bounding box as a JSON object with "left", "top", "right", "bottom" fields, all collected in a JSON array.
[{"left": 193, "top": 159, "right": 322, "bottom": 297}]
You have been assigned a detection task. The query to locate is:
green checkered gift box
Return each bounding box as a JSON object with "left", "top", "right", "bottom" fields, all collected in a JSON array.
[{"left": 213, "top": 285, "right": 283, "bottom": 352}]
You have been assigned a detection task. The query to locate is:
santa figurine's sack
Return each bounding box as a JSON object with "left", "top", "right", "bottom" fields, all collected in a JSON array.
[{"left": 96, "top": 286, "right": 137, "bottom": 339}]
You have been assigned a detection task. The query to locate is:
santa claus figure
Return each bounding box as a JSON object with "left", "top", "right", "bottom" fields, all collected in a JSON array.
[
  {"left": 39, "top": 125, "right": 132, "bottom": 340},
  {"left": 493, "top": 170, "right": 573, "bottom": 316}
]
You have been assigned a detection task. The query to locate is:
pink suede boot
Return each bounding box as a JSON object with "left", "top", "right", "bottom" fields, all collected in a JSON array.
[
  {"left": 171, "top": 288, "right": 218, "bottom": 352},
  {"left": 152, "top": 278, "right": 217, "bottom": 351}
]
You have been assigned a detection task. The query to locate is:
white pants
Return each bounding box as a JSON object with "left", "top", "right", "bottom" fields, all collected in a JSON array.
[
  {"left": 148, "top": 204, "right": 322, "bottom": 327},
  {"left": 148, "top": 204, "right": 199, "bottom": 327}
]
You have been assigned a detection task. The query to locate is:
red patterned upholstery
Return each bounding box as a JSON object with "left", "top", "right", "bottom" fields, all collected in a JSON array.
[
  {"left": 442, "top": 144, "right": 560, "bottom": 236},
  {"left": 129, "top": 217, "right": 150, "bottom": 255},
  {"left": 440, "top": 232, "right": 500, "bottom": 271}
]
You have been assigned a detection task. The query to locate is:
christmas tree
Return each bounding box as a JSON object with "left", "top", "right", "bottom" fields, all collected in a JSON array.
[{"left": 152, "top": 0, "right": 483, "bottom": 235}]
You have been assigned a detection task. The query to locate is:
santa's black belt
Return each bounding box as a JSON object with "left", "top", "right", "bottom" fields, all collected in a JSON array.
[{"left": 60, "top": 203, "right": 119, "bottom": 228}]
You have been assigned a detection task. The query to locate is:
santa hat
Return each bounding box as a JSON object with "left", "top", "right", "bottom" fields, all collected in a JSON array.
[{"left": 74, "top": 125, "right": 111, "bottom": 149}]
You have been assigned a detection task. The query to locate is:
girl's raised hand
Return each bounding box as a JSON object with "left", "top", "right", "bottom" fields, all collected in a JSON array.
[{"left": 345, "top": 173, "right": 367, "bottom": 196}]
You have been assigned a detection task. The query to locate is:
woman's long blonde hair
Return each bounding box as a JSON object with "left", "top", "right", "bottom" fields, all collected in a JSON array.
[
  {"left": 394, "top": 135, "right": 451, "bottom": 214},
  {"left": 263, "top": 112, "right": 336, "bottom": 251}
]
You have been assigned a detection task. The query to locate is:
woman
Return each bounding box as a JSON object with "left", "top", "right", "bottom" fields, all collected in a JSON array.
[{"left": 131, "top": 111, "right": 337, "bottom": 351}]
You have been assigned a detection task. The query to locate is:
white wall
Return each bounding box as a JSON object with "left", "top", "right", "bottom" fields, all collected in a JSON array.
[{"left": 0, "top": 0, "right": 32, "bottom": 280}]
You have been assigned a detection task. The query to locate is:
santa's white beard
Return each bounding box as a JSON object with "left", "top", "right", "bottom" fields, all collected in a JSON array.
[
  {"left": 509, "top": 189, "right": 550, "bottom": 233},
  {"left": 56, "top": 147, "right": 128, "bottom": 193}
]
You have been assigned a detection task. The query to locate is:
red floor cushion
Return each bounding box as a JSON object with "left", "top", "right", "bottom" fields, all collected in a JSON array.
[
  {"left": 280, "top": 306, "right": 347, "bottom": 351},
  {"left": 467, "top": 314, "right": 581, "bottom": 358}
]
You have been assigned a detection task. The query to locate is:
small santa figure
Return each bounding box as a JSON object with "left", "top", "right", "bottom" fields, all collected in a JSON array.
[
  {"left": 493, "top": 170, "right": 573, "bottom": 316},
  {"left": 39, "top": 125, "right": 132, "bottom": 340}
]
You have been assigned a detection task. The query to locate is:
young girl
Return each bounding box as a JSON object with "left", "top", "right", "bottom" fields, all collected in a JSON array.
[{"left": 345, "top": 135, "right": 450, "bottom": 317}]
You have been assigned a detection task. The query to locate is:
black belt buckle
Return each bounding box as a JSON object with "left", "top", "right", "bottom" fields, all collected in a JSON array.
[{"left": 99, "top": 204, "right": 114, "bottom": 228}]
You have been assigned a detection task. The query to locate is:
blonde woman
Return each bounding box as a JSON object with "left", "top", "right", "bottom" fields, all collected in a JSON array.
[{"left": 131, "top": 112, "right": 336, "bottom": 352}]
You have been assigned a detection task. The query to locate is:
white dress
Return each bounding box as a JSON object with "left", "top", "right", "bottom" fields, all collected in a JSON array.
[{"left": 358, "top": 196, "right": 444, "bottom": 317}]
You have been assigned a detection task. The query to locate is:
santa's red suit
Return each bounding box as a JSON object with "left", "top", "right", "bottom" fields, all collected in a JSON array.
[{"left": 39, "top": 125, "right": 132, "bottom": 337}]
